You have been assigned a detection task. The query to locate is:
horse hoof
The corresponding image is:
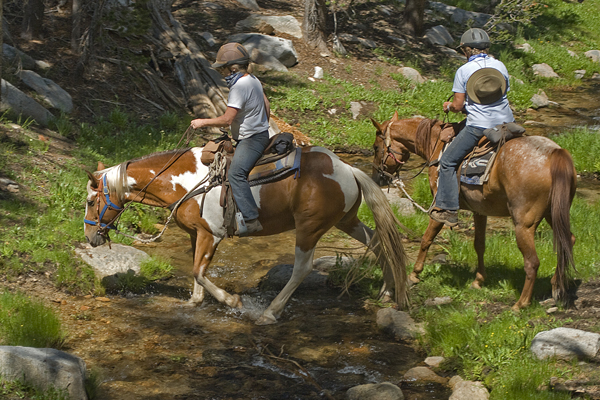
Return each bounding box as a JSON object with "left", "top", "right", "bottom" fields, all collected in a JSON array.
[
  {"left": 470, "top": 282, "right": 483, "bottom": 290},
  {"left": 255, "top": 314, "right": 277, "bottom": 325},
  {"left": 230, "top": 294, "right": 243, "bottom": 309},
  {"left": 186, "top": 299, "right": 203, "bottom": 307},
  {"left": 408, "top": 275, "right": 420, "bottom": 286}
]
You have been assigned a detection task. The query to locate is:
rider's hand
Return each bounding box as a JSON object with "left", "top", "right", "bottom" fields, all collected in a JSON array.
[
  {"left": 190, "top": 119, "right": 205, "bottom": 129},
  {"left": 443, "top": 101, "right": 452, "bottom": 113}
]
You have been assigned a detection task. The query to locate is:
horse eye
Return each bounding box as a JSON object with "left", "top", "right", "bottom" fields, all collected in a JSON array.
[{"left": 87, "top": 200, "right": 94, "bottom": 207}]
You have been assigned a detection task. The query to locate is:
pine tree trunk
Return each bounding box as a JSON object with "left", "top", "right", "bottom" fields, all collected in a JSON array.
[
  {"left": 302, "top": 0, "right": 330, "bottom": 55},
  {"left": 402, "top": 0, "right": 425, "bottom": 36},
  {"left": 21, "top": 0, "right": 45, "bottom": 40}
]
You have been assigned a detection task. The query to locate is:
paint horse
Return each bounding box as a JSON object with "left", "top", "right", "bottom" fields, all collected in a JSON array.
[
  {"left": 84, "top": 146, "right": 408, "bottom": 325},
  {"left": 371, "top": 112, "right": 577, "bottom": 310}
]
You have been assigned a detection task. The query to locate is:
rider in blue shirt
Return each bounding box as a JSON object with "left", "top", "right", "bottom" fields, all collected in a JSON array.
[{"left": 431, "top": 28, "right": 514, "bottom": 227}]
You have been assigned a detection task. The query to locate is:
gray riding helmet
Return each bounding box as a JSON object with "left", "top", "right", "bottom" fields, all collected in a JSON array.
[{"left": 460, "top": 28, "right": 491, "bottom": 49}]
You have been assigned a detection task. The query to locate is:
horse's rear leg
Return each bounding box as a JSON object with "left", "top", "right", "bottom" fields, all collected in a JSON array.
[
  {"left": 256, "top": 246, "right": 316, "bottom": 325},
  {"left": 513, "top": 223, "right": 540, "bottom": 310},
  {"left": 410, "top": 218, "right": 444, "bottom": 284},
  {"left": 471, "top": 213, "right": 487, "bottom": 289}
]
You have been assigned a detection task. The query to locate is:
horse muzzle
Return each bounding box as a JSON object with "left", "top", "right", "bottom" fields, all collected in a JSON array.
[{"left": 86, "top": 230, "right": 107, "bottom": 247}]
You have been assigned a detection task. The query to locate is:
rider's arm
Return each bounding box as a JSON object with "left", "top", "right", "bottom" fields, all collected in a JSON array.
[
  {"left": 190, "top": 106, "right": 239, "bottom": 129},
  {"left": 443, "top": 92, "right": 466, "bottom": 113}
]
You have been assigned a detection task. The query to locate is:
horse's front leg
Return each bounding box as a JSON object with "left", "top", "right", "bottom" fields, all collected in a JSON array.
[
  {"left": 190, "top": 231, "right": 243, "bottom": 309},
  {"left": 410, "top": 218, "right": 444, "bottom": 284},
  {"left": 256, "top": 246, "right": 316, "bottom": 325},
  {"left": 471, "top": 213, "right": 487, "bottom": 289}
]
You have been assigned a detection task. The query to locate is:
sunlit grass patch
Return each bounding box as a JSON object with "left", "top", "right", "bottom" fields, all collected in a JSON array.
[
  {"left": 140, "top": 256, "right": 175, "bottom": 281},
  {"left": 0, "top": 291, "right": 65, "bottom": 348},
  {"left": 551, "top": 127, "right": 600, "bottom": 174}
]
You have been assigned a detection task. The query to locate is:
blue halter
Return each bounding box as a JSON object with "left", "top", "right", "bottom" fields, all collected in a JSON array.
[{"left": 84, "top": 174, "right": 122, "bottom": 230}]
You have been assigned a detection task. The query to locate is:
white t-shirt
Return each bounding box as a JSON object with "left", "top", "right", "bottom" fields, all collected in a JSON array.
[
  {"left": 227, "top": 74, "right": 270, "bottom": 140},
  {"left": 452, "top": 54, "right": 514, "bottom": 129}
]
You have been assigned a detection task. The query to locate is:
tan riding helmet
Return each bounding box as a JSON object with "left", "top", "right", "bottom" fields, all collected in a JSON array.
[{"left": 212, "top": 42, "right": 250, "bottom": 68}]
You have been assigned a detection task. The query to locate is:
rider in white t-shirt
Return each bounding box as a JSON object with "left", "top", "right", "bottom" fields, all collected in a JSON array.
[
  {"left": 431, "top": 28, "right": 514, "bottom": 227},
  {"left": 190, "top": 42, "right": 270, "bottom": 236}
]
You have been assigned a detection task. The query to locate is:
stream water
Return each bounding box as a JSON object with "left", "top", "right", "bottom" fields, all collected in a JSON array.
[{"left": 85, "top": 83, "right": 600, "bottom": 400}]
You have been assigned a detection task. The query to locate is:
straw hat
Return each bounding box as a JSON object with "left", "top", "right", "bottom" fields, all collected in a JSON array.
[{"left": 466, "top": 67, "right": 507, "bottom": 105}]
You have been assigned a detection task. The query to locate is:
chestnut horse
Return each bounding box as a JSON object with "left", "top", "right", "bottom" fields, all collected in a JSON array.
[
  {"left": 371, "top": 112, "right": 577, "bottom": 310},
  {"left": 83, "top": 146, "right": 408, "bottom": 325}
]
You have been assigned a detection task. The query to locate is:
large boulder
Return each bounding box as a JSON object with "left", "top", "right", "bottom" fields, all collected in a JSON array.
[
  {"left": 17, "top": 70, "right": 73, "bottom": 113},
  {"left": 376, "top": 307, "right": 424, "bottom": 340},
  {"left": 530, "top": 327, "right": 600, "bottom": 360},
  {"left": 424, "top": 25, "right": 454, "bottom": 46},
  {"left": 532, "top": 63, "right": 560, "bottom": 78},
  {"left": 0, "top": 346, "right": 88, "bottom": 400},
  {"left": 584, "top": 50, "right": 600, "bottom": 63},
  {"left": 236, "top": 14, "right": 302, "bottom": 38},
  {"left": 229, "top": 33, "right": 298, "bottom": 67},
  {"left": 75, "top": 243, "right": 149, "bottom": 278},
  {"left": 1, "top": 79, "right": 54, "bottom": 126}
]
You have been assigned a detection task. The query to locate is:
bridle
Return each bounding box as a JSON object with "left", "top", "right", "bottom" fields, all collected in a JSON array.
[
  {"left": 84, "top": 174, "right": 123, "bottom": 237},
  {"left": 374, "top": 121, "right": 406, "bottom": 183}
]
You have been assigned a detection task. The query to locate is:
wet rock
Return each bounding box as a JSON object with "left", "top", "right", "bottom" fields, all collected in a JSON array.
[
  {"left": 75, "top": 243, "right": 149, "bottom": 278},
  {"left": 259, "top": 264, "right": 328, "bottom": 292},
  {"left": 376, "top": 308, "right": 424, "bottom": 340},
  {"left": 530, "top": 327, "right": 600, "bottom": 361},
  {"left": 424, "top": 25, "right": 453, "bottom": 46},
  {"left": 584, "top": 50, "right": 600, "bottom": 63},
  {"left": 449, "top": 376, "right": 489, "bottom": 400},
  {"left": 530, "top": 89, "right": 550, "bottom": 109},
  {"left": 397, "top": 67, "right": 425, "bottom": 85},
  {"left": 403, "top": 366, "right": 448, "bottom": 384},
  {"left": 0, "top": 346, "right": 87, "bottom": 400},
  {"left": 532, "top": 63, "right": 560, "bottom": 78},
  {"left": 424, "top": 356, "right": 445, "bottom": 368},
  {"left": 17, "top": 70, "right": 73, "bottom": 113},
  {"left": 346, "top": 382, "right": 404, "bottom": 400}
]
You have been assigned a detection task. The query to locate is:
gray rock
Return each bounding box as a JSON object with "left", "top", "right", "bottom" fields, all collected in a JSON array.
[
  {"left": 424, "top": 356, "right": 445, "bottom": 368},
  {"left": 516, "top": 43, "right": 535, "bottom": 53},
  {"left": 17, "top": 70, "right": 73, "bottom": 113},
  {"left": 312, "top": 256, "right": 355, "bottom": 272},
  {"left": 259, "top": 264, "right": 328, "bottom": 292},
  {"left": 235, "top": 0, "right": 260, "bottom": 11},
  {"left": 0, "top": 346, "right": 88, "bottom": 400},
  {"left": 382, "top": 187, "right": 417, "bottom": 215},
  {"left": 574, "top": 70, "right": 586, "bottom": 79},
  {"left": 429, "top": 2, "right": 491, "bottom": 28},
  {"left": 228, "top": 33, "right": 298, "bottom": 67},
  {"left": 424, "top": 296, "right": 453, "bottom": 306},
  {"left": 200, "top": 32, "right": 217, "bottom": 47},
  {"left": 530, "top": 89, "right": 550, "bottom": 109},
  {"left": 3, "top": 44, "right": 36, "bottom": 70},
  {"left": 0, "top": 177, "right": 19, "bottom": 193},
  {"left": 338, "top": 33, "right": 361, "bottom": 44},
  {"left": 358, "top": 38, "right": 377, "bottom": 48},
  {"left": 403, "top": 366, "right": 448, "bottom": 384},
  {"left": 251, "top": 48, "right": 288, "bottom": 72},
  {"left": 75, "top": 243, "right": 149, "bottom": 278},
  {"left": 1, "top": 79, "right": 54, "bottom": 127},
  {"left": 350, "top": 101, "right": 363, "bottom": 120},
  {"left": 439, "top": 46, "right": 466, "bottom": 61},
  {"left": 530, "top": 327, "right": 600, "bottom": 360},
  {"left": 584, "top": 50, "right": 600, "bottom": 63},
  {"left": 236, "top": 14, "right": 302, "bottom": 39},
  {"left": 449, "top": 376, "right": 489, "bottom": 400},
  {"left": 424, "top": 25, "right": 454, "bottom": 46},
  {"left": 568, "top": 50, "right": 577, "bottom": 57},
  {"left": 532, "top": 63, "right": 560, "bottom": 78},
  {"left": 346, "top": 382, "right": 404, "bottom": 400},
  {"left": 397, "top": 67, "right": 425, "bottom": 84},
  {"left": 388, "top": 35, "right": 407, "bottom": 46},
  {"left": 376, "top": 308, "right": 424, "bottom": 340}
]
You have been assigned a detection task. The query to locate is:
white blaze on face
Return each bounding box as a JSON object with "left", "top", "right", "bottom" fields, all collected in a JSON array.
[{"left": 309, "top": 147, "right": 359, "bottom": 212}]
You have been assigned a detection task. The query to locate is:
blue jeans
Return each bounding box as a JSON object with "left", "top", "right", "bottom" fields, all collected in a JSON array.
[
  {"left": 435, "top": 125, "right": 485, "bottom": 211},
  {"left": 229, "top": 131, "right": 270, "bottom": 221}
]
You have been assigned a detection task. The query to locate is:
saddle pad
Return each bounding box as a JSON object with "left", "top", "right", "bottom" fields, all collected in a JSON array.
[
  {"left": 248, "top": 147, "right": 301, "bottom": 185},
  {"left": 459, "top": 151, "right": 495, "bottom": 186}
]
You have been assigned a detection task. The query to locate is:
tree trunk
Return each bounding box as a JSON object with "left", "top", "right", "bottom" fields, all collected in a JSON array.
[
  {"left": 75, "top": 0, "right": 107, "bottom": 82},
  {"left": 0, "top": 0, "right": 3, "bottom": 104},
  {"left": 402, "top": 0, "right": 425, "bottom": 36},
  {"left": 302, "top": 0, "right": 330, "bottom": 55},
  {"left": 146, "top": 0, "right": 227, "bottom": 129},
  {"left": 71, "top": 0, "right": 82, "bottom": 53},
  {"left": 21, "top": 0, "right": 45, "bottom": 40}
]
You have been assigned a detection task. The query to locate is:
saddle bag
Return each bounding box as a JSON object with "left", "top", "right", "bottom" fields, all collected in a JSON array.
[
  {"left": 201, "top": 134, "right": 233, "bottom": 166},
  {"left": 483, "top": 122, "right": 526, "bottom": 145}
]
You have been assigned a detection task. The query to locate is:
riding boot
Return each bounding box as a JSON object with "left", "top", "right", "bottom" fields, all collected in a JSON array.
[{"left": 236, "top": 218, "right": 263, "bottom": 237}]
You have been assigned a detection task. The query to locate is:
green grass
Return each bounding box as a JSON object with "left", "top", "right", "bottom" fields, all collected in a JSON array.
[
  {"left": 551, "top": 127, "right": 600, "bottom": 174},
  {"left": 0, "top": 291, "right": 65, "bottom": 348},
  {"left": 0, "top": 379, "right": 70, "bottom": 400}
]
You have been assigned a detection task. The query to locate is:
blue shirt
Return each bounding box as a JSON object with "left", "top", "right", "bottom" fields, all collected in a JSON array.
[{"left": 452, "top": 55, "right": 514, "bottom": 129}]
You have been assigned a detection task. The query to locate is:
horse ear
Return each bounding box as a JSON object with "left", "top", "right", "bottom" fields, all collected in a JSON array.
[
  {"left": 86, "top": 170, "right": 99, "bottom": 189},
  {"left": 370, "top": 117, "right": 383, "bottom": 133},
  {"left": 391, "top": 111, "right": 399, "bottom": 122},
  {"left": 97, "top": 161, "right": 106, "bottom": 171}
]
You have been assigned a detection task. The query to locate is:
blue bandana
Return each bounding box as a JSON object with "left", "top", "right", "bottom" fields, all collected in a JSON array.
[
  {"left": 225, "top": 72, "right": 244, "bottom": 88},
  {"left": 468, "top": 53, "right": 488, "bottom": 62}
]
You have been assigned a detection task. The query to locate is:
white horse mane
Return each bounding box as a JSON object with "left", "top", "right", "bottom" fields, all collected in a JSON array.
[{"left": 98, "top": 162, "right": 130, "bottom": 201}]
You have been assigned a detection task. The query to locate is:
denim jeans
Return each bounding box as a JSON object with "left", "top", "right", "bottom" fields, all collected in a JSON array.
[
  {"left": 229, "top": 130, "right": 270, "bottom": 221},
  {"left": 435, "top": 125, "right": 485, "bottom": 211}
]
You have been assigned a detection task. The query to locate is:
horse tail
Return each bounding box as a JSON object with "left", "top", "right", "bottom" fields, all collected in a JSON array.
[
  {"left": 549, "top": 148, "right": 577, "bottom": 302},
  {"left": 351, "top": 168, "right": 409, "bottom": 308}
]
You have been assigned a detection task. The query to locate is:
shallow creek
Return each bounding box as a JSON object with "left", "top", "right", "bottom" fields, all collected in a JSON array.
[{"left": 69, "top": 83, "right": 600, "bottom": 400}]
